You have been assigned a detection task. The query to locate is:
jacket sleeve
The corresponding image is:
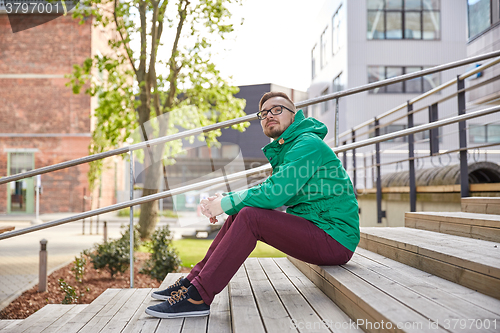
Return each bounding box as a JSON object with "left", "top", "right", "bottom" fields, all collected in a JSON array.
[{"left": 220, "top": 135, "right": 323, "bottom": 215}]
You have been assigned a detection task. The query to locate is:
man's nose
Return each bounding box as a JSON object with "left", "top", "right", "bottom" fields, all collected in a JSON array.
[{"left": 267, "top": 112, "right": 275, "bottom": 120}]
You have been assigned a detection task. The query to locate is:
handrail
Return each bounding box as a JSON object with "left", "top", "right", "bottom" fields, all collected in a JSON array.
[
  {"left": 2, "top": 104, "right": 499, "bottom": 241},
  {"left": 295, "top": 49, "right": 500, "bottom": 109},
  {"left": 336, "top": 53, "right": 500, "bottom": 140},
  {"left": 2, "top": 50, "right": 500, "bottom": 186}
]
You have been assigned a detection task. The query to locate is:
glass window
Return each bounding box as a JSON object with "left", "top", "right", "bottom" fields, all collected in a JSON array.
[
  {"left": 321, "top": 88, "right": 329, "bottom": 114},
  {"left": 368, "top": 65, "right": 440, "bottom": 93},
  {"left": 333, "top": 72, "right": 344, "bottom": 92},
  {"left": 386, "top": 67, "right": 404, "bottom": 93},
  {"left": 405, "top": 66, "right": 423, "bottom": 93},
  {"left": 405, "top": 12, "right": 422, "bottom": 39},
  {"left": 367, "top": 0, "right": 385, "bottom": 10},
  {"left": 467, "top": 0, "right": 491, "bottom": 38},
  {"left": 487, "top": 124, "right": 500, "bottom": 142},
  {"left": 320, "top": 28, "right": 328, "bottom": 68},
  {"left": 368, "top": 66, "right": 386, "bottom": 93},
  {"left": 332, "top": 4, "right": 345, "bottom": 54},
  {"left": 367, "top": 11, "right": 385, "bottom": 39},
  {"left": 386, "top": 12, "right": 403, "bottom": 39},
  {"left": 470, "top": 125, "right": 487, "bottom": 143},
  {"left": 311, "top": 45, "right": 317, "bottom": 79},
  {"left": 423, "top": 11, "right": 440, "bottom": 39},
  {"left": 367, "top": 0, "right": 440, "bottom": 40}
]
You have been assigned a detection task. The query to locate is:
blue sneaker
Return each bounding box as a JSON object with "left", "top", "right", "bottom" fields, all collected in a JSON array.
[
  {"left": 151, "top": 276, "right": 189, "bottom": 300},
  {"left": 145, "top": 286, "right": 210, "bottom": 318}
]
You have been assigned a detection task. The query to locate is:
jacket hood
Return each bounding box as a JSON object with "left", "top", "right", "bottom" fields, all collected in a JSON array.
[{"left": 262, "top": 109, "right": 328, "bottom": 150}]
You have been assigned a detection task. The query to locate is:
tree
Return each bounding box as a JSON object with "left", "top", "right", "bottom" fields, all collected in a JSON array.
[{"left": 68, "top": 0, "right": 248, "bottom": 239}]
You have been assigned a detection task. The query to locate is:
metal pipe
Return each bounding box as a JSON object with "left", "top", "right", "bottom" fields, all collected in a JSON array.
[
  {"left": 129, "top": 151, "right": 134, "bottom": 288},
  {"left": 0, "top": 164, "right": 270, "bottom": 241},
  {"left": 1, "top": 105, "right": 500, "bottom": 241},
  {"left": 407, "top": 101, "right": 416, "bottom": 212},
  {"left": 336, "top": 53, "right": 500, "bottom": 139},
  {"left": 457, "top": 77, "right": 469, "bottom": 198},
  {"left": 296, "top": 50, "right": 500, "bottom": 109},
  {"left": 3, "top": 51, "right": 500, "bottom": 186}
]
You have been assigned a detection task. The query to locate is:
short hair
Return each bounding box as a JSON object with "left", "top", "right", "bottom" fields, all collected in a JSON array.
[{"left": 259, "top": 91, "right": 296, "bottom": 111}]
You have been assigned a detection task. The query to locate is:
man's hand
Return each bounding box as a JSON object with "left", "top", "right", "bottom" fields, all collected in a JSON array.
[{"left": 200, "top": 193, "right": 224, "bottom": 224}]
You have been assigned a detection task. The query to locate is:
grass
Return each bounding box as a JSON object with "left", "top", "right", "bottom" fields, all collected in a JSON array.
[
  {"left": 117, "top": 207, "right": 178, "bottom": 218},
  {"left": 139, "top": 239, "right": 286, "bottom": 268}
]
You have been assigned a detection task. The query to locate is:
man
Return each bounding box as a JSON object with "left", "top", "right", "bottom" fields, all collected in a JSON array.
[{"left": 145, "top": 91, "right": 359, "bottom": 318}]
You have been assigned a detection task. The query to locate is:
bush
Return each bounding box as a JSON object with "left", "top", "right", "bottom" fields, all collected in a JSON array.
[
  {"left": 117, "top": 207, "right": 178, "bottom": 218},
  {"left": 86, "top": 225, "right": 141, "bottom": 278},
  {"left": 141, "top": 225, "right": 181, "bottom": 281}
]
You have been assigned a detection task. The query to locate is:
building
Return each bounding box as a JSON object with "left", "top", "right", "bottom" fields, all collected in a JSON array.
[
  {"left": 0, "top": 12, "right": 123, "bottom": 215},
  {"left": 307, "top": 0, "right": 500, "bottom": 186}
]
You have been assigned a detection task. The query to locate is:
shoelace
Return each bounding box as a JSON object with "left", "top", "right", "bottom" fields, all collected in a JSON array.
[
  {"left": 168, "top": 286, "right": 188, "bottom": 305},
  {"left": 170, "top": 276, "right": 183, "bottom": 289}
]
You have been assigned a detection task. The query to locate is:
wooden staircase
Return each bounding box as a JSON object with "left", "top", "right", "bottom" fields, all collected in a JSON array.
[{"left": 2, "top": 197, "right": 500, "bottom": 332}]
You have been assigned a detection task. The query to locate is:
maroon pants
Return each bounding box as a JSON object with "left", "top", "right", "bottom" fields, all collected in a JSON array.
[{"left": 186, "top": 207, "right": 353, "bottom": 305}]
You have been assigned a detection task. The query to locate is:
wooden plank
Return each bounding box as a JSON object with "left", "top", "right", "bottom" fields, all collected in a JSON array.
[
  {"left": 181, "top": 317, "right": 208, "bottom": 333},
  {"left": 462, "top": 203, "right": 488, "bottom": 214},
  {"left": 349, "top": 254, "right": 500, "bottom": 333},
  {"left": 471, "top": 225, "right": 500, "bottom": 242},
  {"left": 78, "top": 288, "right": 137, "bottom": 333},
  {"left": 354, "top": 247, "right": 500, "bottom": 315},
  {"left": 470, "top": 183, "right": 500, "bottom": 192},
  {"left": 462, "top": 197, "right": 500, "bottom": 205},
  {"left": 207, "top": 286, "right": 231, "bottom": 333},
  {"left": 0, "top": 320, "right": 22, "bottom": 330},
  {"left": 288, "top": 257, "right": 448, "bottom": 333},
  {"left": 405, "top": 212, "right": 500, "bottom": 228},
  {"left": 0, "top": 320, "right": 23, "bottom": 331},
  {"left": 244, "top": 258, "right": 294, "bottom": 333},
  {"left": 259, "top": 258, "right": 333, "bottom": 333},
  {"left": 275, "top": 258, "right": 364, "bottom": 333},
  {"left": 287, "top": 257, "right": 380, "bottom": 333},
  {"left": 100, "top": 288, "right": 151, "bottom": 333},
  {"left": 123, "top": 273, "right": 182, "bottom": 333},
  {"left": 6, "top": 304, "right": 75, "bottom": 333},
  {"left": 358, "top": 236, "right": 500, "bottom": 300},
  {"left": 361, "top": 227, "right": 500, "bottom": 272},
  {"left": 40, "top": 305, "right": 87, "bottom": 333},
  {"left": 228, "top": 264, "right": 265, "bottom": 333}
]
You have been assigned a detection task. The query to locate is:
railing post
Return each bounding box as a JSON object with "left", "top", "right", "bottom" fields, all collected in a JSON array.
[
  {"left": 39, "top": 239, "right": 47, "bottom": 292},
  {"left": 457, "top": 76, "right": 469, "bottom": 198},
  {"left": 407, "top": 101, "right": 416, "bottom": 212},
  {"left": 103, "top": 221, "right": 108, "bottom": 243},
  {"left": 375, "top": 118, "right": 383, "bottom": 224},
  {"left": 335, "top": 98, "right": 340, "bottom": 147},
  {"left": 342, "top": 141, "right": 347, "bottom": 168},
  {"left": 352, "top": 129, "right": 357, "bottom": 196},
  {"left": 82, "top": 188, "right": 86, "bottom": 235},
  {"left": 129, "top": 151, "right": 134, "bottom": 288}
]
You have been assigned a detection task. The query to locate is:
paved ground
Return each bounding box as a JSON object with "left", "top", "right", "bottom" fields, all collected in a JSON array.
[{"left": 0, "top": 210, "right": 218, "bottom": 312}]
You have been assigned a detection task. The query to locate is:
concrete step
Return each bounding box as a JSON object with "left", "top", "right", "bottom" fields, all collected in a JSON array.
[
  {"left": 290, "top": 248, "right": 500, "bottom": 333},
  {"left": 358, "top": 227, "right": 500, "bottom": 299},
  {"left": 462, "top": 197, "right": 500, "bottom": 215},
  {"left": 405, "top": 211, "right": 500, "bottom": 242}
]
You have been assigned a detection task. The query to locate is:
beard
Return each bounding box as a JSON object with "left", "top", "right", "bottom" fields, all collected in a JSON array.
[{"left": 263, "top": 118, "right": 293, "bottom": 139}]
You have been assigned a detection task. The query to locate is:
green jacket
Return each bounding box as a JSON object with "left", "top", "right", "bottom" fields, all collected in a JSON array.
[{"left": 220, "top": 110, "right": 360, "bottom": 252}]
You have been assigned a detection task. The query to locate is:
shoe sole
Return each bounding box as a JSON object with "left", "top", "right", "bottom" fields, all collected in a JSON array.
[
  {"left": 145, "top": 308, "right": 210, "bottom": 319},
  {"left": 151, "top": 293, "right": 170, "bottom": 301}
]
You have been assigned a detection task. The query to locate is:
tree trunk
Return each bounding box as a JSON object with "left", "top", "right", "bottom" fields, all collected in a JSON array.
[{"left": 137, "top": 115, "right": 170, "bottom": 239}]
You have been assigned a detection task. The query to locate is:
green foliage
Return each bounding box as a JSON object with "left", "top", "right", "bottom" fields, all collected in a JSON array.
[
  {"left": 86, "top": 225, "right": 141, "bottom": 277},
  {"left": 66, "top": 0, "right": 248, "bottom": 198},
  {"left": 71, "top": 254, "right": 87, "bottom": 284},
  {"left": 141, "top": 225, "right": 181, "bottom": 281},
  {"left": 58, "top": 278, "right": 89, "bottom": 304}
]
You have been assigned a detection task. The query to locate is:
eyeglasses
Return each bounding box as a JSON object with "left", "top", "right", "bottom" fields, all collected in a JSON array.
[{"left": 257, "top": 105, "right": 295, "bottom": 120}]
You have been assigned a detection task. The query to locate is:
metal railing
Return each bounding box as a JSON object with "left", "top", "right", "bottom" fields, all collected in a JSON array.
[{"left": 1, "top": 50, "right": 500, "bottom": 287}]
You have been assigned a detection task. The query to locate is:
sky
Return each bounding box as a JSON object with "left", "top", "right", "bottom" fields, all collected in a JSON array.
[{"left": 209, "top": 0, "right": 325, "bottom": 92}]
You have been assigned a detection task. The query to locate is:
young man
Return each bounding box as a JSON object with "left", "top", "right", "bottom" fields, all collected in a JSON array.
[{"left": 145, "top": 91, "right": 359, "bottom": 319}]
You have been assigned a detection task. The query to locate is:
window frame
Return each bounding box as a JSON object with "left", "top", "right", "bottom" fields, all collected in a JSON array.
[
  {"left": 367, "top": 0, "right": 441, "bottom": 40},
  {"left": 368, "top": 65, "right": 440, "bottom": 94}
]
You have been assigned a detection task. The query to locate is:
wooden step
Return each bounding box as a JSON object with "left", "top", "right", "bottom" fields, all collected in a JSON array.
[
  {"left": 289, "top": 249, "right": 500, "bottom": 333},
  {"left": 405, "top": 211, "right": 500, "bottom": 242},
  {"left": 462, "top": 197, "right": 500, "bottom": 215},
  {"left": 0, "top": 320, "right": 22, "bottom": 330},
  {"left": 358, "top": 227, "right": 500, "bottom": 299},
  {"left": 13, "top": 258, "right": 361, "bottom": 333},
  {"left": 0, "top": 226, "right": 14, "bottom": 234}
]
